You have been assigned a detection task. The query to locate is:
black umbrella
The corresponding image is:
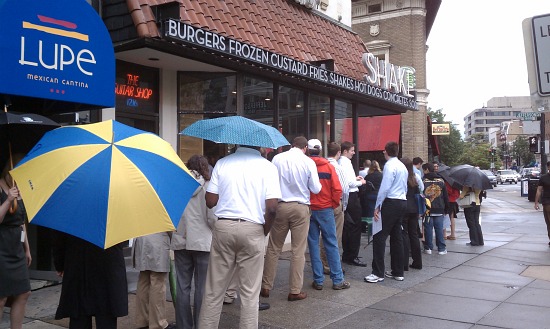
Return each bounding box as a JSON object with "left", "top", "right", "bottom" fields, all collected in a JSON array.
[
  {"left": 437, "top": 165, "right": 463, "bottom": 190},
  {"left": 0, "top": 111, "right": 59, "bottom": 212},
  {"left": 448, "top": 164, "right": 493, "bottom": 190},
  {"left": 0, "top": 111, "right": 60, "bottom": 169}
]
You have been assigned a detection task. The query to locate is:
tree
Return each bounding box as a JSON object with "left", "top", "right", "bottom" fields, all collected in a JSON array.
[
  {"left": 510, "top": 135, "right": 535, "bottom": 168},
  {"left": 458, "top": 133, "right": 492, "bottom": 169},
  {"left": 427, "top": 108, "right": 464, "bottom": 166}
]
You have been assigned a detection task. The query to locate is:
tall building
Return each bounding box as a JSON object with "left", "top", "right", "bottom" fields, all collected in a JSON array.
[
  {"left": 464, "top": 96, "right": 533, "bottom": 139},
  {"left": 352, "top": 0, "right": 441, "bottom": 160}
]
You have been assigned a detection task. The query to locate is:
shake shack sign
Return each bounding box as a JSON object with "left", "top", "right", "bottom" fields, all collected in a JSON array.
[{"left": 163, "top": 19, "right": 417, "bottom": 110}]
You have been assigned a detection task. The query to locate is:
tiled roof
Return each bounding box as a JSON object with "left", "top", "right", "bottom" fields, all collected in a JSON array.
[{"left": 126, "top": 0, "right": 368, "bottom": 80}]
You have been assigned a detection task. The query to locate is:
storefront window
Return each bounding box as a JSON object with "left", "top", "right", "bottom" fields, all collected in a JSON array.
[
  {"left": 243, "top": 76, "right": 273, "bottom": 126},
  {"left": 178, "top": 72, "right": 237, "bottom": 162},
  {"left": 309, "top": 93, "right": 330, "bottom": 156},
  {"left": 278, "top": 85, "right": 304, "bottom": 143},
  {"left": 334, "top": 99, "right": 353, "bottom": 145}
]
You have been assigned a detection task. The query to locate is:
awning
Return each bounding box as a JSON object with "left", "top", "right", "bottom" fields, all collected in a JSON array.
[{"left": 340, "top": 115, "right": 401, "bottom": 152}]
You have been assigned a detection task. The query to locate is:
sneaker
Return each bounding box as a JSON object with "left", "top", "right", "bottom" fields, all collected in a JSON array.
[
  {"left": 332, "top": 281, "right": 351, "bottom": 290},
  {"left": 384, "top": 271, "right": 404, "bottom": 281},
  {"left": 311, "top": 281, "right": 323, "bottom": 290},
  {"left": 438, "top": 250, "right": 447, "bottom": 255},
  {"left": 423, "top": 249, "right": 432, "bottom": 255},
  {"left": 364, "top": 274, "right": 384, "bottom": 283}
]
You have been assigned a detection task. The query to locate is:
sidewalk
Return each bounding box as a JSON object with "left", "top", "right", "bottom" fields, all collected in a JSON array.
[{"left": 3, "top": 192, "right": 550, "bottom": 328}]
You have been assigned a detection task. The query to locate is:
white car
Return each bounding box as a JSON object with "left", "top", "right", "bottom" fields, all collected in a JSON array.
[{"left": 496, "top": 170, "right": 518, "bottom": 184}]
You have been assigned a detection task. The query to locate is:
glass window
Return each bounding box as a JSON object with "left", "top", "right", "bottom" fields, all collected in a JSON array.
[
  {"left": 178, "top": 72, "right": 236, "bottom": 162},
  {"left": 278, "top": 85, "right": 304, "bottom": 142},
  {"left": 334, "top": 99, "right": 353, "bottom": 145},
  {"left": 309, "top": 93, "right": 331, "bottom": 156},
  {"left": 243, "top": 76, "right": 273, "bottom": 126},
  {"left": 179, "top": 72, "right": 236, "bottom": 113}
]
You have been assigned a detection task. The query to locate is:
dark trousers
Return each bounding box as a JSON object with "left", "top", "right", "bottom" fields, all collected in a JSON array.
[
  {"left": 464, "top": 205, "right": 484, "bottom": 245},
  {"left": 402, "top": 212, "right": 422, "bottom": 269},
  {"left": 342, "top": 192, "right": 362, "bottom": 261},
  {"left": 69, "top": 315, "right": 117, "bottom": 329},
  {"left": 543, "top": 205, "right": 550, "bottom": 240},
  {"left": 371, "top": 199, "right": 406, "bottom": 277}
]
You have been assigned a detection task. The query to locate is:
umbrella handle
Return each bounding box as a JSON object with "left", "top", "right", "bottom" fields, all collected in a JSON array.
[
  {"left": 9, "top": 199, "right": 17, "bottom": 214},
  {"left": 6, "top": 145, "right": 18, "bottom": 214}
]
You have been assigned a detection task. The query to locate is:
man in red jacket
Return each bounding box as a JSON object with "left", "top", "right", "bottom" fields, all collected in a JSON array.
[{"left": 307, "top": 139, "right": 350, "bottom": 291}]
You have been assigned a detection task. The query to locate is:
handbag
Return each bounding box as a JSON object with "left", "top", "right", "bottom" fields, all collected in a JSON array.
[{"left": 457, "top": 192, "right": 475, "bottom": 208}]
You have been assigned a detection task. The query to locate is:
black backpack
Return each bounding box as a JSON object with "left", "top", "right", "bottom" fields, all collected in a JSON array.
[{"left": 422, "top": 178, "right": 445, "bottom": 213}]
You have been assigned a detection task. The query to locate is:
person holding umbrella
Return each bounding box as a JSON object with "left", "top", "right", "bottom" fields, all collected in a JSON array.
[
  {"left": 460, "top": 186, "right": 484, "bottom": 246},
  {"left": 449, "top": 164, "right": 492, "bottom": 247},
  {"left": 0, "top": 155, "right": 31, "bottom": 329}
]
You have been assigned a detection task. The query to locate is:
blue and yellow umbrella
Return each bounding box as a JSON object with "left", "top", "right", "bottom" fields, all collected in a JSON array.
[{"left": 10, "top": 120, "right": 199, "bottom": 249}]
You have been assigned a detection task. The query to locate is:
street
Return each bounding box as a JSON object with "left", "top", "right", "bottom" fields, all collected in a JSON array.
[{"left": 2, "top": 185, "right": 550, "bottom": 329}]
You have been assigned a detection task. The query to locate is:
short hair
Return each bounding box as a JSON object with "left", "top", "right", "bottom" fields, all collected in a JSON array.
[
  {"left": 327, "top": 142, "right": 341, "bottom": 157},
  {"left": 292, "top": 136, "right": 308, "bottom": 149},
  {"left": 308, "top": 148, "right": 321, "bottom": 156},
  {"left": 425, "top": 163, "right": 435, "bottom": 173},
  {"left": 384, "top": 141, "right": 399, "bottom": 157},
  {"left": 413, "top": 157, "right": 423, "bottom": 165},
  {"left": 341, "top": 141, "right": 354, "bottom": 153}
]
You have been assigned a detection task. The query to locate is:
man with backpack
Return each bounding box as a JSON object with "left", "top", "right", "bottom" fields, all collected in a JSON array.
[{"left": 422, "top": 163, "right": 450, "bottom": 255}]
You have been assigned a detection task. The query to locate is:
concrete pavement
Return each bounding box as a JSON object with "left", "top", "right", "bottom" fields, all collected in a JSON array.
[{"left": 3, "top": 185, "right": 550, "bottom": 329}]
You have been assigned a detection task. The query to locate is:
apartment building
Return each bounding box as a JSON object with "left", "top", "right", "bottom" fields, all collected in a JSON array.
[{"left": 464, "top": 96, "right": 533, "bottom": 139}]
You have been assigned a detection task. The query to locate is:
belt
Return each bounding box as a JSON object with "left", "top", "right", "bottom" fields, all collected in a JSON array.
[{"left": 218, "top": 217, "right": 249, "bottom": 222}]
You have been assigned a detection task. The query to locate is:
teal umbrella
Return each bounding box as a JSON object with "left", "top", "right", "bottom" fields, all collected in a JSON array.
[{"left": 181, "top": 116, "right": 289, "bottom": 149}]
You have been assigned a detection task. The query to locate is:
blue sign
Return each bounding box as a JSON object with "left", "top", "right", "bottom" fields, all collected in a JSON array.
[{"left": 0, "top": 0, "right": 115, "bottom": 107}]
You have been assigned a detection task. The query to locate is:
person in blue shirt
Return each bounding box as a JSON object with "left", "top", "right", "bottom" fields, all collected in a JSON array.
[{"left": 364, "top": 141, "right": 408, "bottom": 283}]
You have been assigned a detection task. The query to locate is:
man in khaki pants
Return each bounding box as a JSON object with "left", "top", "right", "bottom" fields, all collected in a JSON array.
[
  {"left": 261, "top": 136, "right": 322, "bottom": 302},
  {"left": 198, "top": 145, "right": 281, "bottom": 329}
]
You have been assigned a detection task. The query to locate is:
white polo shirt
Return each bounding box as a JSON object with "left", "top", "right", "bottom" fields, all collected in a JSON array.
[
  {"left": 271, "top": 147, "right": 322, "bottom": 204},
  {"left": 207, "top": 147, "right": 281, "bottom": 224}
]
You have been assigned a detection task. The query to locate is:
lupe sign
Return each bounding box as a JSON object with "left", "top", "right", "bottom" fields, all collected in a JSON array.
[
  {"left": 163, "top": 19, "right": 417, "bottom": 110},
  {"left": 0, "top": 0, "right": 115, "bottom": 107}
]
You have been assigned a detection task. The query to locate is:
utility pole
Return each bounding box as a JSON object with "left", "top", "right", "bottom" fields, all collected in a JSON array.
[{"left": 542, "top": 113, "right": 547, "bottom": 174}]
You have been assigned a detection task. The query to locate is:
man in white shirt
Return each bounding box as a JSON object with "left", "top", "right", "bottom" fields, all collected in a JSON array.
[
  {"left": 358, "top": 159, "right": 371, "bottom": 177},
  {"left": 339, "top": 141, "right": 367, "bottom": 267},
  {"left": 199, "top": 145, "right": 281, "bottom": 329},
  {"left": 261, "top": 136, "right": 322, "bottom": 302},
  {"left": 364, "top": 141, "right": 408, "bottom": 283}
]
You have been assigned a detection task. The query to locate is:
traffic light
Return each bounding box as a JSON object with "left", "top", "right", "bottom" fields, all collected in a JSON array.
[
  {"left": 491, "top": 148, "right": 496, "bottom": 156},
  {"left": 529, "top": 136, "right": 539, "bottom": 153}
]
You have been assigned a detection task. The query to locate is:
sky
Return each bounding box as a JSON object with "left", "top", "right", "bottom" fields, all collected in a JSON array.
[{"left": 426, "top": 1, "right": 550, "bottom": 134}]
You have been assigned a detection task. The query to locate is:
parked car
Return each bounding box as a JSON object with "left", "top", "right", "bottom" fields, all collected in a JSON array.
[
  {"left": 520, "top": 167, "right": 540, "bottom": 179},
  {"left": 496, "top": 169, "right": 518, "bottom": 184},
  {"left": 481, "top": 170, "right": 498, "bottom": 187}
]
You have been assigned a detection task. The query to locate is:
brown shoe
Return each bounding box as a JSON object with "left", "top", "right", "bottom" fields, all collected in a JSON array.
[
  {"left": 287, "top": 291, "right": 307, "bottom": 301},
  {"left": 260, "top": 288, "right": 270, "bottom": 298}
]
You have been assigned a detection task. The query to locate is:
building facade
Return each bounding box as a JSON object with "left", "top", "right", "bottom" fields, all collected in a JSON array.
[
  {"left": 351, "top": 0, "right": 441, "bottom": 160},
  {"left": 464, "top": 96, "right": 534, "bottom": 139}
]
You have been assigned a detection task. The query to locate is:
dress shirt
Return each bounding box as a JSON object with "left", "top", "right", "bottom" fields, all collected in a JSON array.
[
  {"left": 207, "top": 147, "right": 282, "bottom": 224},
  {"left": 375, "top": 156, "right": 408, "bottom": 209},
  {"left": 358, "top": 168, "right": 369, "bottom": 177},
  {"left": 415, "top": 172, "right": 424, "bottom": 192},
  {"left": 338, "top": 156, "right": 362, "bottom": 193},
  {"left": 271, "top": 147, "right": 322, "bottom": 204},
  {"left": 328, "top": 157, "right": 349, "bottom": 210},
  {"left": 413, "top": 166, "right": 423, "bottom": 179}
]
